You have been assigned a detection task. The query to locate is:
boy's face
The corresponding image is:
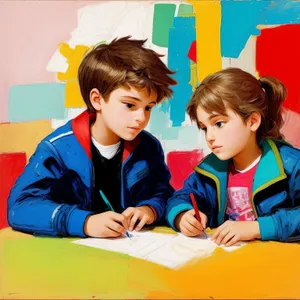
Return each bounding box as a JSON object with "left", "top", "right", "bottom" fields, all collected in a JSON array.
[
  {"left": 97, "top": 85, "right": 157, "bottom": 143},
  {"left": 196, "top": 106, "right": 253, "bottom": 160}
]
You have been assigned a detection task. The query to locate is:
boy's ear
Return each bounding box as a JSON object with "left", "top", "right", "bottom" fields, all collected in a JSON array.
[
  {"left": 248, "top": 112, "right": 261, "bottom": 132},
  {"left": 90, "top": 88, "right": 103, "bottom": 111}
]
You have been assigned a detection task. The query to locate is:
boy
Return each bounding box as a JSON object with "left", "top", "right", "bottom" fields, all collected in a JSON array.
[{"left": 8, "top": 36, "right": 176, "bottom": 238}]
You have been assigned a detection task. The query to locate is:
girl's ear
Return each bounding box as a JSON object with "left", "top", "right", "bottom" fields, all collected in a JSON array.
[
  {"left": 248, "top": 112, "right": 261, "bottom": 132},
  {"left": 90, "top": 88, "right": 104, "bottom": 111}
]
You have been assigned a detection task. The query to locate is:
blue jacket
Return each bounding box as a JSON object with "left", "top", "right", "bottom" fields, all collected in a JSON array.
[
  {"left": 8, "top": 111, "right": 174, "bottom": 237},
  {"left": 166, "top": 139, "right": 300, "bottom": 242}
]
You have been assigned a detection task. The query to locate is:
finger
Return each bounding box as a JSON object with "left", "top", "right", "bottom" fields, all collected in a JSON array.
[
  {"left": 122, "top": 207, "right": 135, "bottom": 218},
  {"left": 225, "top": 235, "right": 239, "bottom": 247},
  {"left": 181, "top": 224, "right": 199, "bottom": 237},
  {"left": 104, "top": 227, "right": 122, "bottom": 238},
  {"left": 129, "top": 212, "right": 140, "bottom": 231},
  {"left": 107, "top": 219, "right": 127, "bottom": 234},
  {"left": 211, "top": 223, "right": 226, "bottom": 241},
  {"left": 219, "top": 231, "right": 235, "bottom": 245},
  {"left": 200, "top": 213, "right": 208, "bottom": 229},
  {"left": 135, "top": 215, "right": 149, "bottom": 231},
  {"left": 113, "top": 213, "right": 129, "bottom": 230},
  {"left": 215, "top": 227, "right": 231, "bottom": 245},
  {"left": 187, "top": 214, "right": 203, "bottom": 231},
  {"left": 184, "top": 219, "right": 203, "bottom": 236}
]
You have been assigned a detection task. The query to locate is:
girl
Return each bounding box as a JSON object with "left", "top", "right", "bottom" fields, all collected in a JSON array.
[{"left": 166, "top": 68, "right": 300, "bottom": 245}]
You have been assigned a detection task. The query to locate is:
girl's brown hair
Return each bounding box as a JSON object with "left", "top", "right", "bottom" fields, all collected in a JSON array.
[
  {"left": 186, "top": 68, "right": 287, "bottom": 142},
  {"left": 78, "top": 36, "right": 177, "bottom": 113}
]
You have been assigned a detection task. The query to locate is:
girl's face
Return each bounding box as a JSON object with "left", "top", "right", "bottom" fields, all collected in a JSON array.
[{"left": 196, "top": 106, "right": 256, "bottom": 161}]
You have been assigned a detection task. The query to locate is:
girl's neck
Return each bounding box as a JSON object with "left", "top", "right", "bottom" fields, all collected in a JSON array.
[{"left": 232, "top": 137, "right": 262, "bottom": 171}]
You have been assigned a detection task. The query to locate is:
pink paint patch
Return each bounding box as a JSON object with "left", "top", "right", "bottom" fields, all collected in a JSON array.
[
  {"left": 188, "top": 40, "right": 197, "bottom": 63},
  {"left": 0, "top": 152, "right": 26, "bottom": 229},
  {"left": 281, "top": 109, "right": 300, "bottom": 148},
  {"left": 256, "top": 25, "right": 300, "bottom": 114},
  {"left": 0, "top": 1, "right": 94, "bottom": 122},
  {"left": 167, "top": 150, "right": 204, "bottom": 190}
]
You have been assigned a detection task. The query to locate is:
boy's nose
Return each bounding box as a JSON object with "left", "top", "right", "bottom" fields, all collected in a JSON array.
[{"left": 135, "top": 109, "right": 146, "bottom": 123}]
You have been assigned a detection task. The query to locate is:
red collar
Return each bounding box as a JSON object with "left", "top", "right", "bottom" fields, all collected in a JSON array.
[{"left": 72, "top": 110, "right": 140, "bottom": 161}]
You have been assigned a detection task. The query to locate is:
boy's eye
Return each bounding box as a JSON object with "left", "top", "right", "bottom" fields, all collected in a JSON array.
[
  {"left": 125, "top": 103, "right": 134, "bottom": 109},
  {"left": 145, "top": 106, "right": 153, "bottom": 111}
]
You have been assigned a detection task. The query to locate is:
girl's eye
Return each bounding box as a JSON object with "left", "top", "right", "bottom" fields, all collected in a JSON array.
[
  {"left": 200, "top": 127, "right": 207, "bottom": 132},
  {"left": 125, "top": 103, "right": 134, "bottom": 109},
  {"left": 215, "top": 121, "right": 224, "bottom": 128}
]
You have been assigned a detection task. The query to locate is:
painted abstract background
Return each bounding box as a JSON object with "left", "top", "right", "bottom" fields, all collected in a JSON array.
[{"left": 0, "top": 0, "right": 299, "bottom": 230}]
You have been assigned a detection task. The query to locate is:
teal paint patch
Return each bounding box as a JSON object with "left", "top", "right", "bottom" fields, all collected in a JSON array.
[
  {"left": 221, "top": 0, "right": 300, "bottom": 58},
  {"left": 8, "top": 83, "right": 66, "bottom": 122}
]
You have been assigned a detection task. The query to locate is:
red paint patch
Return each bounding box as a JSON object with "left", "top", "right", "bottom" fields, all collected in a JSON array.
[
  {"left": 188, "top": 40, "right": 197, "bottom": 63},
  {"left": 256, "top": 25, "right": 300, "bottom": 114},
  {"left": 0, "top": 152, "right": 26, "bottom": 229},
  {"left": 167, "top": 150, "right": 204, "bottom": 190}
]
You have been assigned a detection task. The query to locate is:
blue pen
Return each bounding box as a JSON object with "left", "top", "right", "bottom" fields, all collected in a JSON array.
[{"left": 99, "top": 190, "right": 131, "bottom": 238}]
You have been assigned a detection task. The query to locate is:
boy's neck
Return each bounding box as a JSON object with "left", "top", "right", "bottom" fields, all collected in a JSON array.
[
  {"left": 91, "top": 115, "right": 120, "bottom": 146},
  {"left": 232, "top": 137, "right": 262, "bottom": 171}
]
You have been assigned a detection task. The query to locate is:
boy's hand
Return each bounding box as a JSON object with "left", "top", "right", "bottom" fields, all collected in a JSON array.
[
  {"left": 84, "top": 211, "right": 128, "bottom": 238},
  {"left": 211, "top": 220, "right": 261, "bottom": 246},
  {"left": 175, "top": 209, "right": 207, "bottom": 237},
  {"left": 122, "top": 206, "right": 156, "bottom": 231}
]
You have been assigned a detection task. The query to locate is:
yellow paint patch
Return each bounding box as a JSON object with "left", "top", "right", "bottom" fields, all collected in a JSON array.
[
  {"left": 65, "top": 78, "right": 85, "bottom": 107},
  {"left": 189, "top": 61, "right": 198, "bottom": 91},
  {"left": 190, "top": 0, "right": 222, "bottom": 81},
  {"left": 0, "top": 120, "right": 52, "bottom": 161},
  {"left": 57, "top": 43, "right": 92, "bottom": 108}
]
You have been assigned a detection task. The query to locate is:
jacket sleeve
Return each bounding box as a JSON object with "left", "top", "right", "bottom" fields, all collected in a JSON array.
[
  {"left": 7, "top": 141, "right": 93, "bottom": 237},
  {"left": 257, "top": 159, "right": 300, "bottom": 242},
  {"left": 165, "top": 172, "right": 211, "bottom": 231},
  {"left": 135, "top": 142, "right": 174, "bottom": 223}
]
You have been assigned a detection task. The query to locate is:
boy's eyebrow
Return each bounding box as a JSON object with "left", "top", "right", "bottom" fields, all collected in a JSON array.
[{"left": 121, "top": 96, "right": 156, "bottom": 105}]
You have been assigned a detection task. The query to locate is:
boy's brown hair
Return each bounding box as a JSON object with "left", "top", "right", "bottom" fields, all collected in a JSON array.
[
  {"left": 186, "top": 68, "right": 287, "bottom": 143},
  {"left": 78, "top": 36, "right": 177, "bottom": 112}
]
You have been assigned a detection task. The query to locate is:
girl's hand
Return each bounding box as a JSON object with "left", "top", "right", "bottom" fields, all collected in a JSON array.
[
  {"left": 175, "top": 209, "right": 207, "bottom": 237},
  {"left": 211, "top": 220, "right": 261, "bottom": 246}
]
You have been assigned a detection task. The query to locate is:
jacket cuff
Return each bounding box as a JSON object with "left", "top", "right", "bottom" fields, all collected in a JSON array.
[
  {"left": 67, "top": 208, "right": 93, "bottom": 237},
  {"left": 166, "top": 203, "right": 193, "bottom": 231},
  {"left": 257, "top": 216, "right": 277, "bottom": 241},
  {"left": 147, "top": 206, "right": 158, "bottom": 222}
]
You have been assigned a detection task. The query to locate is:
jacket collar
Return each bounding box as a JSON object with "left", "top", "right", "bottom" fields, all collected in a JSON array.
[
  {"left": 194, "top": 139, "right": 287, "bottom": 223},
  {"left": 72, "top": 110, "right": 140, "bottom": 161}
]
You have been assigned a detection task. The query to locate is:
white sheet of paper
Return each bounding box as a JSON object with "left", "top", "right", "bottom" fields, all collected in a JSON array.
[{"left": 72, "top": 231, "right": 245, "bottom": 269}]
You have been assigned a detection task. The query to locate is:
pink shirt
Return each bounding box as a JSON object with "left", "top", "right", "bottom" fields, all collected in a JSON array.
[{"left": 226, "top": 160, "right": 259, "bottom": 221}]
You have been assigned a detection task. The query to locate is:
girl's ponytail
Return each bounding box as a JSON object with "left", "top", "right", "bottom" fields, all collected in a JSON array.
[{"left": 259, "top": 76, "right": 287, "bottom": 140}]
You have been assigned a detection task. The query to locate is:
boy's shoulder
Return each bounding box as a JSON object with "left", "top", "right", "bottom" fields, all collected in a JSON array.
[
  {"left": 41, "top": 120, "right": 73, "bottom": 144},
  {"left": 138, "top": 130, "right": 163, "bottom": 151}
]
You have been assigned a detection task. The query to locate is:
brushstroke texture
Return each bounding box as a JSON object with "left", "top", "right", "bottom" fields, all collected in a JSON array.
[
  {"left": 256, "top": 25, "right": 300, "bottom": 114},
  {"left": 221, "top": 0, "right": 300, "bottom": 58},
  {"left": 8, "top": 83, "right": 66, "bottom": 122},
  {"left": 191, "top": 0, "right": 222, "bottom": 81},
  {"left": 168, "top": 17, "right": 195, "bottom": 126},
  {"left": 0, "top": 153, "right": 26, "bottom": 229}
]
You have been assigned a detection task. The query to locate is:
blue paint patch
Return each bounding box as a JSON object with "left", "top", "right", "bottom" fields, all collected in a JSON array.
[
  {"left": 221, "top": 0, "right": 300, "bottom": 58},
  {"left": 8, "top": 83, "right": 66, "bottom": 122},
  {"left": 168, "top": 17, "right": 196, "bottom": 127}
]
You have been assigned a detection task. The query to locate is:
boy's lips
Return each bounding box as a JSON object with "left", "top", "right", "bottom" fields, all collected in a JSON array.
[{"left": 128, "top": 126, "right": 141, "bottom": 131}]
